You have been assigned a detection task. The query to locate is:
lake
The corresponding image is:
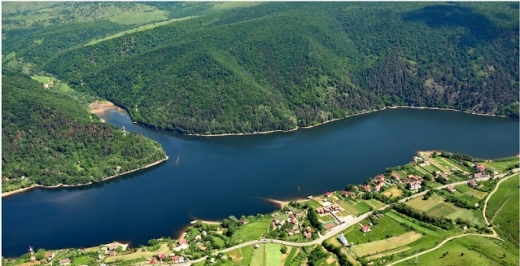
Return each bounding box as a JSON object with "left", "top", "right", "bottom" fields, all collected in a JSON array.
[{"left": 2, "top": 108, "right": 518, "bottom": 257}]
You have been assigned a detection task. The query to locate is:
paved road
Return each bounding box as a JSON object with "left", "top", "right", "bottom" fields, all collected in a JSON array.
[{"left": 141, "top": 168, "right": 519, "bottom": 266}]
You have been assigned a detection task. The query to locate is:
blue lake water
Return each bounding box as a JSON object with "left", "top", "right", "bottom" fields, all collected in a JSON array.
[{"left": 2, "top": 108, "right": 518, "bottom": 257}]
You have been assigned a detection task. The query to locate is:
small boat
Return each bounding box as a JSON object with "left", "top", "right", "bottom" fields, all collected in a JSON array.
[
  {"left": 307, "top": 196, "right": 313, "bottom": 199},
  {"left": 190, "top": 220, "right": 198, "bottom": 225}
]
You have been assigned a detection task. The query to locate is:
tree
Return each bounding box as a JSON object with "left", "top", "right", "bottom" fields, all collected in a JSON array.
[
  {"left": 34, "top": 249, "right": 46, "bottom": 260},
  {"left": 280, "top": 245, "right": 288, "bottom": 254}
]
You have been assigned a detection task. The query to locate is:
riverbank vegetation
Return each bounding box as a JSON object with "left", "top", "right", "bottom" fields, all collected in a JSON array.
[
  {"left": 5, "top": 151, "right": 518, "bottom": 266},
  {"left": 3, "top": 2, "right": 518, "bottom": 135},
  {"left": 2, "top": 71, "right": 167, "bottom": 193}
]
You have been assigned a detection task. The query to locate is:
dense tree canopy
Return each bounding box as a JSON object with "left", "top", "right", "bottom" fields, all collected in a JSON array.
[
  {"left": 2, "top": 71, "right": 166, "bottom": 192},
  {"left": 5, "top": 2, "right": 519, "bottom": 135}
]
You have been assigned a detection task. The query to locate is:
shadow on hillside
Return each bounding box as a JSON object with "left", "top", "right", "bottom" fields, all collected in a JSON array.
[{"left": 403, "top": 5, "right": 500, "bottom": 45}]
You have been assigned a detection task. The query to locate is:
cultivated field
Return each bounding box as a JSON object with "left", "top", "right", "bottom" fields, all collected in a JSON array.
[
  {"left": 250, "top": 243, "right": 265, "bottom": 266},
  {"left": 382, "top": 187, "right": 403, "bottom": 198},
  {"left": 351, "top": 232, "right": 422, "bottom": 257},
  {"left": 266, "top": 244, "right": 282, "bottom": 266}
]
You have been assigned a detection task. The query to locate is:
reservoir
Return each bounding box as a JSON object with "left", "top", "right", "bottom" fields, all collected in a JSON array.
[{"left": 2, "top": 108, "right": 518, "bottom": 257}]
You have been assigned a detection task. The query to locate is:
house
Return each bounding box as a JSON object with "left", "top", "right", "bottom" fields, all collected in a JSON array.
[
  {"left": 325, "top": 191, "right": 332, "bottom": 197},
  {"left": 46, "top": 252, "right": 55, "bottom": 260},
  {"left": 475, "top": 164, "right": 485, "bottom": 172},
  {"left": 296, "top": 210, "right": 303, "bottom": 218},
  {"left": 342, "top": 190, "right": 349, "bottom": 197},
  {"left": 474, "top": 173, "right": 482, "bottom": 179},
  {"left": 338, "top": 234, "right": 348, "bottom": 246},
  {"left": 467, "top": 179, "right": 478, "bottom": 188},
  {"left": 171, "top": 256, "right": 180, "bottom": 263},
  {"left": 241, "top": 219, "right": 248, "bottom": 225},
  {"left": 407, "top": 181, "right": 422, "bottom": 190},
  {"left": 254, "top": 244, "right": 260, "bottom": 249},
  {"left": 157, "top": 253, "right": 165, "bottom": 261},
  {"left": 373, "top": 184, "right": 381, "bottom": 192},
  {"left": 178, "top": 257, "right": 185, "bottom": 263},
  {"left": 446, "top": 185, "right": 456, "bottom": 193},
  {"left": 362, "top": 184, "right": 371, "bottom": 192},
  {"left": 361, "top": 224, "right": 371, "bottom": 233},
  {"left": 109, "top": 251, "right": 117, "bottom": 257},
  {"left": 270, "top": 221, "right": 276, "bottom": 228},
  {"left": 178, "top": 239, "right": 188, "bottom": 248},
  {"left": 59, "top": 258, "right": 71, "bottom": 266},
  {"left": 105, "top": 243, "right": 119, "bottom": 250},
  {"left": 391, "top": 172, "right": 401, "bottom": 180}
]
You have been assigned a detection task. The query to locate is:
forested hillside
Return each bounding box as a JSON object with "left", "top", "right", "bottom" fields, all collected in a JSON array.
[
  {"left": 2, "top": 71, "right": 167, "bottom": 192},
  {"left": 5, "top": 2, "right": 519, "bottom": 135}
]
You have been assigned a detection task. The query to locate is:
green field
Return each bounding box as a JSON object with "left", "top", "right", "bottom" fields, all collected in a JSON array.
[
  {"left": 485, "top": 174, "right": 519, "bottom": 246},
  {"left": 334, "top": 198, "right": 372, "bottom": 216},
  {"left": 227, "top": 245, "right": 253, "bottom": 265},
  {"left": 365, "top": 199, "right": 386, "bottom": 210},
  {"left": 485, "top": 158, "right": 518, "bottom": 172},
  {"left": 307, "top": 199, "right": 324, "bottom": 209},
  {"left": 351, "top": 231, "right": 422, "bottom": 257},
  {"left": 230, "top": 217, "right": 272, "bottom": 243},
  {"left": 266, "top": 244, "right": 282, "bottom": 265},
  {"left": 343, "top": 215, "right": 409, "bottom": 245},
  {"left": 72, "top": 256, "right": 93, "bottom": 265},
  {"left": 250, "top": 243, "right": 265, "bottom": 266},
  {"left": 396, "top": 236, "right": 519, "bottom": 266}
]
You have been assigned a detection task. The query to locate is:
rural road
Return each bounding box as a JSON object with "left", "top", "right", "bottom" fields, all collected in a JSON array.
[
  {"left": 387, "top": 171, "right": 517, "bottom": 265},
  {"left": 140, "top": 168, "right": 518, "bottom": 266}
]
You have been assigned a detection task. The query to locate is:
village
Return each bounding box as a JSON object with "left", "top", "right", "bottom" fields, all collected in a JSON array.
[{"left": 5, "top": 151, "right": 518, "bottom": 266}]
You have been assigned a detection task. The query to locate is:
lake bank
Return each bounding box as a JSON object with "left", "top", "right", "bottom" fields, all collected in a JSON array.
[
  {"left": 1, "top": 156, "right": 169, "bottom": 198},
  {"left": 4, "top": 107, "right": 518, "bottom": 258},
  {"left": 184, "top": 105, "right": 511, "bottom": 137}
]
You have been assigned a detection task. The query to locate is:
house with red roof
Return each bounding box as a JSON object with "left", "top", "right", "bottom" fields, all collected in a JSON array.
[
  {"left": 59, "top": 258, "right": 71, "bottom": 266},
  {"left": 109, "top": 251, "right": 117, "bottom": 257},
  {"left": 475, "top": 164, "right": 485, "bottom": 172},
  {"left": 474, "top": 172, "right": 482, "bottom": 179},
  {"left": 171, "top": 256, "right": 180, "bottom": 263},
  {"left": 467, "top": 179, "right": 478, "bottom": 188},
  {"left": 105, "top": 243, "right": 119, "bottom": 250},
  {"left": 362, "top": 184, "right": 371, "bottom": 192},
  {"left": 445, "top": 185, "right": 456, "bottom": 193},
  {"left": 373, "top": 184, "right": 382, "bottom": 192},
  {"left": 325, "top": 191, "right": 332, "bottom": 197},
  {"left": 361, "top": 224, "right": 370, "bottom": 233},
  {"left": 391, "top": 172, "right": 401, "bottom": 181},
  {"left": 45, "top": 252, "right": 55, "bottom": 260},
  {"left": 178, "top": 239, "right": 188, "bottom": 248}
]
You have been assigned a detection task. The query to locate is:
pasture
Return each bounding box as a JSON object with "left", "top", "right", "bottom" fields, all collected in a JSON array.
[
  {"left": 396, "top": 236, "right": 519, "bottom": 266},
  {"left": 485, "top": 174, "right": 519, "bottom": 246},
  {"left": 230, "top": 216, "right": 272, "bottom": 243},
  {"left": 351, "top": 232, "right": 422, "bottom": 257},
  {"left": 343, "top": 215, "right": 409, "bottom": 245}
]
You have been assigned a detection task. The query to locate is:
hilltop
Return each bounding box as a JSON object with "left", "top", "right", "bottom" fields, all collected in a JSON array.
[{"left": 3, "top": 2, "right": 517, "bottom": 135}]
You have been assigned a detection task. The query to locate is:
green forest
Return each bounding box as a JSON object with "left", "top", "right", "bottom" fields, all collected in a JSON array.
[
  {"left": 2, "top": 71, "right": 167, "bottom": 192},
  {"left": 3, "top": 2, "right": 519, "bottom": 135}
]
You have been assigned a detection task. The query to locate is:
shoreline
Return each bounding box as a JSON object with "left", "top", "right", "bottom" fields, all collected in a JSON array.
[
  {"left": 184, "top": 105, "right": 511, "bottom": 137},
  {"left": 2, "top": 156, "right": 169, "bottom": 198}
]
